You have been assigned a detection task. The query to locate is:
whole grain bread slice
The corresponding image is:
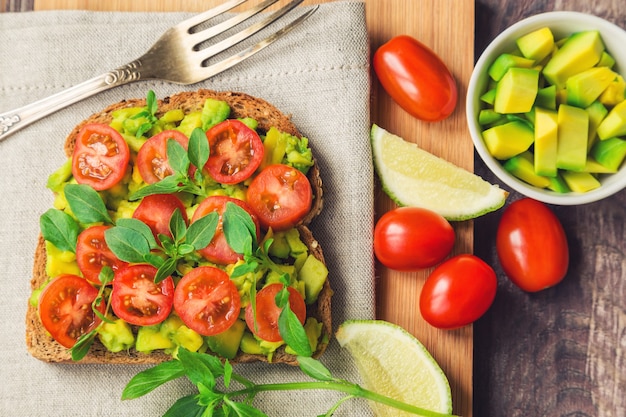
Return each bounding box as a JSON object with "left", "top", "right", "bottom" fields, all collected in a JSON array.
[{"left": 26, "top": 89, "right": 330, "bottom": 365}]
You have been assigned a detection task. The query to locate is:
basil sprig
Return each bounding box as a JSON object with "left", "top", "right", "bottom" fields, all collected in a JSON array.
[
  {"left": 69, "top": 266, "right": 115, "bottom": 361},
  {"left": 122, "top": 347, "right": 456, "bottom": 417},
  {"left": 129, "top": 127, "right": 209, "bottom": 201},
  {"left": 105, "top": 209, "right": 218, "bottom": 283},
  {"left": 222, "top": 202, "right": 312, "bottom": 357}
]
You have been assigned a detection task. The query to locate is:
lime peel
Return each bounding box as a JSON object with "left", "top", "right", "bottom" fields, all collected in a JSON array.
[
  {"left": 336, "top": 319, "right": 453, "bottom": 416},
  {"left": 371, "top": 124, "right": 507, "bottom": 220}
]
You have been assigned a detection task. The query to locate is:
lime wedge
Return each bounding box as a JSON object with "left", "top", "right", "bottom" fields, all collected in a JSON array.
[
  {"left": 336, "top": 320, "right": 453, "bottom": 416},
  {"left": 371, "top": 124, "right": 507, "bottom": 220}
]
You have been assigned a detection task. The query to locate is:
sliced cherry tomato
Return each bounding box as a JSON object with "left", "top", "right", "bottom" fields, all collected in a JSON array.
[
  {"left": 205, "top": 119, "right": 264, "bottom": 184},
  {"left": 38, "top": 274, "right": 105, "bottom": 348},
  {"left": 110, "top": 265, "right": 174, "bottom": 326},
  {"left": 246, "top": 164, "right": 312, "bottom": 231},
  {"left": 71, "top": 123, "right": 130, "bottom": 190},
  {"left": 245, "top": 283, "right": 306, "bottom": 342},
  {"left": 374, "top": 207, "right": 455, "bottom": 271},
  {"left": 76, "top": 225, "right": 128, "bottom": 285},
  {"left": 136, "top": 130, "right": 189, "bottom": 184},
  {"left": 373, "top": 35, "right": 458, "bottom": 122},
  {"left": 133, "top": 193, "right": 188, "bottom": 240},
  {"left": 191, "top": 195, "right": 260, "bottom": 265},
  {"left": 496, "top": 198, "right": 569, "bottom": 292},
  {"left": 419, "top": 254, "right": 497, "bottom": 330},
  {"left": 173, "top": 266, "right": 241, "bottom": 336}
]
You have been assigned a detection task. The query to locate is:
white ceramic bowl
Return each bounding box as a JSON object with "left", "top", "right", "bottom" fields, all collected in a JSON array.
[{"left": 467, "top": 11, "right": 626, "bottom": 205}]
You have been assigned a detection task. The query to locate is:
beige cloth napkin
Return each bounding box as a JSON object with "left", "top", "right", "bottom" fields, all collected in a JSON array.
[{"left": 0, "top": 3, "right": 375, "bottom": 416}]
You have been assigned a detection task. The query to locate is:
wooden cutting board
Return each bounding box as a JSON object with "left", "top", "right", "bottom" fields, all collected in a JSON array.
[{"left": 33, "top": 1, "right": 475, "bottom": 416}]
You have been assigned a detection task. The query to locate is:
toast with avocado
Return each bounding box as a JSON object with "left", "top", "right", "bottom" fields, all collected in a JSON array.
[{"left": 26, "top": 89, "right": 331, "bottom": 365}]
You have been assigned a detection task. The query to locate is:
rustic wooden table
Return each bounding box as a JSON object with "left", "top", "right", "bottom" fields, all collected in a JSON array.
[{"left": 3, "top": 1, "right": 624, "bottom": 416}]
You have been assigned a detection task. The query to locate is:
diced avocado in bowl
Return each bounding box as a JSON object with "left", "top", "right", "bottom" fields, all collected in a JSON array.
[{"left": 467, "top": 11, "right": 626, "bottom": 205}]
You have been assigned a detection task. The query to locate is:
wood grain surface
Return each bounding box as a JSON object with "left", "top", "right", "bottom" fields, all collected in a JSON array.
[{"left": 5, "top": 1, "right": 625, "bottom": 416}]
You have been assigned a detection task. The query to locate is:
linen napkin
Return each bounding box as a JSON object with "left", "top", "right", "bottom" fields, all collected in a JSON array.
[{"left": 0, "top": 2, "right": 374, "bottom": 416}]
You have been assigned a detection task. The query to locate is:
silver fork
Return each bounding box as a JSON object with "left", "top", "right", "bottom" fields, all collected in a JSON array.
[{"left": 0, "top": 0, "right": 317, "bottom": 141}]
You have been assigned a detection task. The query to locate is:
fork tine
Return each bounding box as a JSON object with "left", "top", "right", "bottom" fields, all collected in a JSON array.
[
  {"left": 186, "top": 0, "right": 280, "bottom": 48},
  {"left": 193, "top": 0, "right": 306, "bottom": 65},
  {"left": 196, "top": 5, "right": 318, "bottom": 81},
  {"left": 175, "top": 0, "right": 248, "bottom": 31}
]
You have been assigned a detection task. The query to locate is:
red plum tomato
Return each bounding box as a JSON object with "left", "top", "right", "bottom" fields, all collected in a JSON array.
[
  {"left": 496, "top": 198, "right": 569, "bottom": 292},
  {"left": 373, "top": 207, "right": 455, "bottom": 271},
  {"left": 373, "top": 35, "right": 458, "bottom": 122},
  {"left": 419, "top": 254, "right": 497, "bottom": 329}
]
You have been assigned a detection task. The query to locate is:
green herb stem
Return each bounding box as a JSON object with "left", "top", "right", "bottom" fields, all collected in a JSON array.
[{"left": 226, "top": 380, "right": 458, "bottom": 417}]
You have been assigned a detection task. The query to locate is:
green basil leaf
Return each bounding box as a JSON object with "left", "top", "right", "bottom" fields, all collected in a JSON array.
[
  {"left": 278, "top": 302, "right": 312, "bottom": 357},
  {"left": 39, "top": 208, "right": 79, "bottom": 253},
  {"left": 223, "top": 397, "right": 268, "bottom": 417},
  {"left": 146, "top": 90, "right": 158, "bottom": 117},
  {"left": 155, "top": 257, "right": 177, "bottom": 284},
  {"left": 177, "top": 243, "right": 195, "bottom": 255},
  {"left": 223, "top": 360, "right": 233, "bottom": 388},
  {"left": 64, "top": 183, "right": 112, "bottom": 224},
  {"left": 186, "top": 211, "right": 218, "bottom": 250},
  {"left": 115, "top": 218, "right": 158, "bottom": 249},
  {"left": 188, "top": 127, "right": 210, "bottom": 171},
  {"left": 104, "top": 226, "right": 151, "bottom": 263},
  {"left": 98, "top": 266, "right": 115, "bottom": 286},
  {"left": 128, "top": 175, "right": 185, "bottom": 201},
  {"left": 167, "top": 138, "right": 190, "bottom": 174},
  {"left": 163, "top": 395, "right": 206, "bottom": 417},
  {"left": 121, "top": 360, "right": 186, "bottom": 400},
  {"left": 230, "top": 260, "right": 258, "bottom": 278},
  {"left": 297, "top": 356, "right": 334, "bottom": 382},
  {"left": 169, "top": 208, "right": 187, "bottom": 243},
  {"left": 177, "top": 347, "right": 217, "bottom": 389},
  {"left": 274, "top": 286, "right": 290, "bottom": 309},
  {"left": 70, "top": 331, "right": 96, "bottom": 361},
  {"left": 144, "top": 252, "right": 165, "bottom": 269},
  {"left": 223, "top": 202, "right": 256, "bottom": 255}
]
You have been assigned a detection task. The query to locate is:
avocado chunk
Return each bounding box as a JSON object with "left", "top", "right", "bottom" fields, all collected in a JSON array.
[
  {"left": 547, "top": 174, "right": 571, "bottom": 193},
  {"left": 482, "top": 120, "right": 534, "bottom": 160},
  {"left": 566, "top": 66, "right": 617, "bottom": 108},
  {"left": 591, "top": 137, "right": 626, "bottom": 172},
  {"left": 480, "top": 88, "right": 497, "bottom": 106},
  {"left": 136, "top": 325, "right": 176, "bottom": 353},
  {"left": 561, "top": 170, "right": 601, "bottom": 192},
  {"left": 598, "top": 75, "right": 626, "bottom": 107},
  {"left": 543, "top": 30, "right": 605, "bottom": 89},
  {"left": 586, "top": 100, "right": 609, "bottom": 151},
  {"left": 583, "top": 158, "right": 618, "bottom": 174},
  {"left": 488, "top": 53, "right": 536, "bottom": 82},
  {"left": 516, "top": 27, "right": 554, "bottom": 61},
  {"left": 597, "top": 100, "right": 626, "bottom": 140},
  {"left": 205, "top": 319, "right": 246, "bottom": 359},
  {"left": 556, "top": 105, "right": 589, "bottom": 171},
  {"left": 268, "top": 230, "right": 291, "bottom": 259},
  {"left": 534, "top": 108, "right": 559, "bottom": 177},
  {"left": 201, "top": 98, "right": 231, "bottom": 130},
  {"left": 239, "top": 332, "right": 264, "bottom": 355},
  {"left": 535, "top": 85, "right": 557, "bottom": 110},
  {"left": 299, "top": 254, "right": 329, "bottom": 304},
  {"left": 503, "top": 151, "right": 551, "bottom": 188},
  {"left": 97, "top": 318, "right": 135, "bottom": 353},
  {"left": 478, "top": 109, "right": 504, "bottom": 125},
  {"left": 494, "top": 68, "right": 540, "bottom": 114}
]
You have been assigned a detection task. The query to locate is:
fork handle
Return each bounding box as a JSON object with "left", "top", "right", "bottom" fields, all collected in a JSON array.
[{"left": 0, "top": 60, "right": 142, "bottom": 142}]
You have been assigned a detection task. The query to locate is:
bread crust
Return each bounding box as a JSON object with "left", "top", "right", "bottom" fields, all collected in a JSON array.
[{"left": 26, "top": 90, "right": 330, "bottom": 365}]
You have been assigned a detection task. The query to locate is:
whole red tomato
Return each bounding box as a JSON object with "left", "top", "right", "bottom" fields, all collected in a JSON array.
[
  {"left": 374, "top": 207, "right": 455, "bottom": 271},
  {"left": 373, "top": 35, "right": 458, "bottom": 122},
  {"left": 496, "top": 198, "right": 569, "bottom": 292},
  {"left": 419, "top": 254, "right": 497, "bottom": 329}
]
